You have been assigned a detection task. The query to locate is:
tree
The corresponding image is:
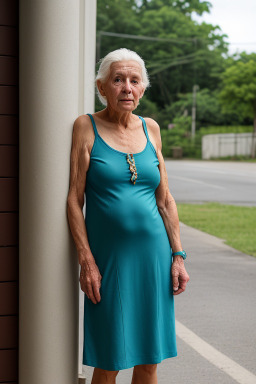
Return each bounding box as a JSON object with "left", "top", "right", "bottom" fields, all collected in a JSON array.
[
  {"left": 165, "top": 88, "right": 243, "bottom": 127},
  {"left": 96, "top": 0, "right": 228, "bottom": 109},
  {"left": 220, "top": 60, "right": 256, "bottom": 156}
]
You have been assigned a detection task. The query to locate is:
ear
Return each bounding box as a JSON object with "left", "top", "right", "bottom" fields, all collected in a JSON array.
[
  {"left": 97, "top": 79, "right": 106, "bottom": 96},
  {"left": 139, "top": 86, "right": 145, "bottom": 100}
]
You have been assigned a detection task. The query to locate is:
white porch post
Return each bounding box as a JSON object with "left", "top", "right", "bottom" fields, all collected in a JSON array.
[
  {"left": 78, "top": 0, "right": 97, "bottom": 380},
  {"left": 19, "top": 0, "right": 96, "bottom": 382}
]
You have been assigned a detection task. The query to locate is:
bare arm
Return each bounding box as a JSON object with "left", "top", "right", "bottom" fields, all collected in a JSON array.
[
  {"left": 146, "top": 118, "right": 190, "bottom": 295},
  {"left": 155, "top": 147, "right": 182, "bottom": 254},
  {"left": 67, "top": 115, "right": 102, "bottom": 304}
]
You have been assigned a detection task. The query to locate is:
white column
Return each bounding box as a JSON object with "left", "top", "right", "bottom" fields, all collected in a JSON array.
[
  {"left": 78, "top": 0, "right": 97, "bottom": 380},
  {"left": 19, "top": 1, "right": 81, "bottom": 383},
  {"left": 79, "top": 0, "right": 97, "bottom": 115}
]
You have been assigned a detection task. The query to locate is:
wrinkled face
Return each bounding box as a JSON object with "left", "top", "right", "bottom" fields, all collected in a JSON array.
[{"left": 97, "top": 60, "right": 145, "bottom": 112}]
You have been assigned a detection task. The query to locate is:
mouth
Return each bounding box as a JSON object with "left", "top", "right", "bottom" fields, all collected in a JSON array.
[{"left": 120, "top": 99, "right": 133, "bottom": 102}]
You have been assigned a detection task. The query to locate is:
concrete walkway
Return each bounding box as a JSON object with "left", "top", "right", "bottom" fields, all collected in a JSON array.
[{"left": 81, "top": 222, "right": 256, "bottom": 384}]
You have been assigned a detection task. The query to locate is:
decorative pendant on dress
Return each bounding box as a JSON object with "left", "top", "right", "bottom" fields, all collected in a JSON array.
[{"left": 126, "top": 153, "right": 138, "bottom": 185}]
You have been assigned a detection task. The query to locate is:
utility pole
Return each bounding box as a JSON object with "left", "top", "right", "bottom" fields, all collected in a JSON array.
[{"left": 191, "top": 84, "right": 199, "bottom": 138}]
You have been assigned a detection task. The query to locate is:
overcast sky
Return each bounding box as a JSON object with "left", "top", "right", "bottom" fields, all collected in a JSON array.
[{"left": 192, "top": 0, "right": 256, "bottom": 54}]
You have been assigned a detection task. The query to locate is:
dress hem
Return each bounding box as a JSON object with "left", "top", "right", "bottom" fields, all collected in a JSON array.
[{"left": 82, "top": 350, "right": 178, "bottom": 371}]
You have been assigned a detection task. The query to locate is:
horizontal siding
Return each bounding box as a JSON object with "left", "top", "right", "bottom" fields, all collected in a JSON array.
[
  {"left": 0, "top": 179, "right": 19, "bottom": 211},
  {"left": 0, "top": 0, "right": 18, "bottom": 26},
  {"left": 0, "top": 56, "right": 18, "bottom": 84},
  {"left": 0, "top": 316, "right": 18, "bottom": 348},
  {"left": 0, "top": 26, "right": 18, "bottom": 56},
  {"left": 0, "top": 116, "right": 19, "bottom": 144},
  {"left": 0, "top": 86, "right": 19, "bottom": 114},
  {"left": 0, "top": 282, "right": 19, "bottom": 315},
  {"left": 0, "top": 0, "right": 19, "bottom": 382},
  {"left": 0, "top": 349, "right": 18, "bottom": 382},
  {"left": 0, "top": 248, "right": 18, "bottom": 281}
]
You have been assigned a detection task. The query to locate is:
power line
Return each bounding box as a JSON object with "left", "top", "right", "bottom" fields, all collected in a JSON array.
[
  {"left": 98, "top": 31, "right": 256, "bottom": 47},
  {"left": 97, "top": 30, "right": 206, "bottom": 62},
  {"left": 98, "top": 30, "right": 197, "bottom": 44}
]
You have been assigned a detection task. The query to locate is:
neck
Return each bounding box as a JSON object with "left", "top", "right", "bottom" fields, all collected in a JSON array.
[{"left": 103, "top": 107, "right": 134, "bottom": 128}]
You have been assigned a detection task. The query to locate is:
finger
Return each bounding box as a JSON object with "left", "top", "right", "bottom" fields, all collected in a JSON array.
[
  {"left": 87, "top": 283, "right": 97, "bottom": 304},
  {"left": 179, "top": 278, "right": 188, "bottom": 290},
  {"left": 173, "top": 278, "right": 188, "bottom": 295},
  {"left": 173, "top": 287, "right": 185, "bottom": 295},
  {"left": 80, "top": 278, "right": 89, "bottom": 298},
  {"left": 172, "top": 273, "right": 179, "bottom": 292},
  {"left": 92, "top": 280, "right": 101, "bottom": 303}
]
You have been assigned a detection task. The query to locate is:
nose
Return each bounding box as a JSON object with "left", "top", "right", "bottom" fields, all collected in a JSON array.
[{"left": 123, "top": 79, "right": 132, "bottom": 94}]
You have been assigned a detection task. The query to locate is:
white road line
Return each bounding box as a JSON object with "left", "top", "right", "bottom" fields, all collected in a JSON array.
[
  {"left": 167, "top": 162, "right": 256, "bottom": 178},
  {"left": 170, "top": 175, "right": 226, "bottom": 190},
  {"left": 176, "top": 320, "right": 256, "bottom": 384}
]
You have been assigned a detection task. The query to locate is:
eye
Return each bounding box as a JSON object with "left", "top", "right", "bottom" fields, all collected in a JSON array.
[
  {"left": 114, "top": 77, "right": 121, "bottom": 83},
  {"left": 132, "top": 80, "right": 138, "bottom": 84}
]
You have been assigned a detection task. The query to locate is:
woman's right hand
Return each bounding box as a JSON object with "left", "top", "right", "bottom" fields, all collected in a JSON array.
[{"left": 79, "top": 256, "right": 102, "bottom": 304}]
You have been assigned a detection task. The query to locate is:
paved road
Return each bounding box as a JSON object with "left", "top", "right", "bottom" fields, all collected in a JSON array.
[{"left": 165, "top": 160, "right": 256, "bottom": 206}]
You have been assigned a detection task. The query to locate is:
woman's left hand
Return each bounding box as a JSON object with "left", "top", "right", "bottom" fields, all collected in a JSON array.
[{"left": 171, "top": 255, "right": 190, "bottom": 295}]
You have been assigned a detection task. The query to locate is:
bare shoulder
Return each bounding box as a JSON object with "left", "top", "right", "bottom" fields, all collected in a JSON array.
[
  {"left": 72, "top": 114, "right": 95, "bottom": 154},
  {"left": 67, "top": 115, "right": 94, "bottom": 204},
  {"left": 143, "top": 117, "right": 162, "bottom": 152}
]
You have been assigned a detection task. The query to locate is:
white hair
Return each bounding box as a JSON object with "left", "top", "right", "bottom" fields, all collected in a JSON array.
[{"left": 95, "top": 48, "right": 150, "bottom": 106}]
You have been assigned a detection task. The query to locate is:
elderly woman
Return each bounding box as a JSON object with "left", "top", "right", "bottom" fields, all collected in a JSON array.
[{"left": 67, "top": 48, "right": 189, "bottom": 384}]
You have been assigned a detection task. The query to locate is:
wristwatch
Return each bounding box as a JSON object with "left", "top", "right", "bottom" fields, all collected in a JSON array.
[{"left": 172, "top": 250, "right": 187, "bottom": 260}]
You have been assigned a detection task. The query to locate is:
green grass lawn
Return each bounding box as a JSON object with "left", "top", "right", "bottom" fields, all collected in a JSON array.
[{"left": 176, "top": 203, "right": 256, "bottom": 257}]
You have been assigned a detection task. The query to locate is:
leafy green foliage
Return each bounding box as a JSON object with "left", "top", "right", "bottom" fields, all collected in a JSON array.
[
  {"left": 199, "top": 125, "right": 253, "bottom": 135},
  {"left": 95, "top": 1, "right": 255, "bottom": 157},
  {"left": 97, "top": 0, "right": 228, "bottom": 109},
  {"left": 219, "top": 60, "right": 256, "bottom": 128}
]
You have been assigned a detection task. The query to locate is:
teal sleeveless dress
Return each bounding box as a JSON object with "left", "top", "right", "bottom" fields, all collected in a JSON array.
[{"left": 82, "top": 114, "right": 177, "bottom": 372}]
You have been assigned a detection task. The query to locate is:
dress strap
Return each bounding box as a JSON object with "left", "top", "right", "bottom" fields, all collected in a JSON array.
[
  {"left": 138, "top": 116, "right": 150, "bottom": 142},
  {"left": 87, "top": 113, "right": 99, "bottom": 137},
  {"left": 138, "top": 115, "right": 158, "bottom": 157}
]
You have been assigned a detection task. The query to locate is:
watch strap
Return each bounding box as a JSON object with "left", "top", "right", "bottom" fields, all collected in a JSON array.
[{"left": 172, "top": 250, "right": 187, "bottom": 260}]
